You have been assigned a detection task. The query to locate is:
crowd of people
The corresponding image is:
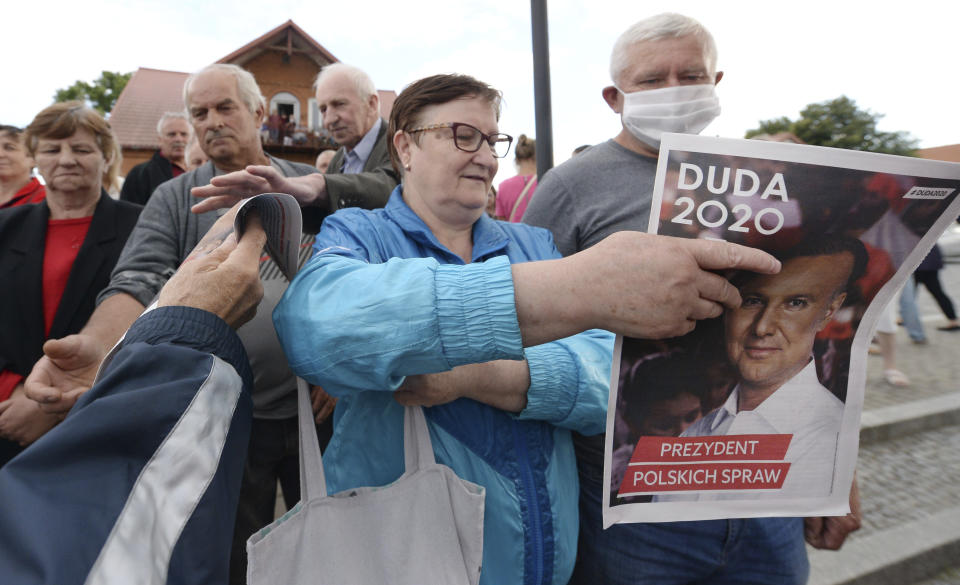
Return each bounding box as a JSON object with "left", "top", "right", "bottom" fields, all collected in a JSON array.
[{"left": 1, "top": 10, "right": 955, "bottom": 585}]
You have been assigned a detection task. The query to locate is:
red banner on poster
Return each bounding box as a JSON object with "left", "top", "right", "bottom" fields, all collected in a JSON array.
[
  {"left": 618, "top": 462, "right": 791, "bottom": 495},
  {"left": 629, "top": 434, "right": 793, "bottom": 464}
]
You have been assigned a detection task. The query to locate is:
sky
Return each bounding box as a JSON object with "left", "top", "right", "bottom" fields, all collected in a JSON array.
[{"left": 5, "top": 1, "right": 957, "bottom": 185}]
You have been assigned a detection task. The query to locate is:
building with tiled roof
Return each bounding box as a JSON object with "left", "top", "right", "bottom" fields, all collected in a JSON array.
[
  {"left": 110, "top": 68, "right": 190, "bottom": 155},
  {"left": 112, "top": 20, "right": 395, "bottom": 173},
  {"left": 917, "top": 144, "right": 960, "bottom": 163}
]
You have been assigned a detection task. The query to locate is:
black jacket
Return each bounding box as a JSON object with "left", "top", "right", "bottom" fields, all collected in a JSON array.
[
  {"left": 120, "top": 151, "right": 181, "bottom": 206},
  {"left": 0, "top": 193, "right": 142, "bottom": 378}
]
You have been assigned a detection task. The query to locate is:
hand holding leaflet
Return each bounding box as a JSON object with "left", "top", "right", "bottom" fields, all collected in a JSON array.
[{"left": 232, "top": 192, "right": 303, "bottom": 282}]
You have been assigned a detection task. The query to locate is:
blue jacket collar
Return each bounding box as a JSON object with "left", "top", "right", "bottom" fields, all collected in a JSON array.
[{"left": 383, "top": 185, "right": 511, "bottom": 263}]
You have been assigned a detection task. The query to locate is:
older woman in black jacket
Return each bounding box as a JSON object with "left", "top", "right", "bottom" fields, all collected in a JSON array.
[{"left": 0, "top": 102, "right": 141, "bottom": 466}]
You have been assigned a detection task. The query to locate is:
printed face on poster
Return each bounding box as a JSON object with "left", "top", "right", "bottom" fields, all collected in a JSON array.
[{"left": 603, "top": 134, "right": 960, "bottom": 526}]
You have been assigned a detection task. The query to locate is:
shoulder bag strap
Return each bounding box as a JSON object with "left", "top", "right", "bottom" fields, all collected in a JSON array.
[
  {"left": 508, "top": 176, "right": 536, "bottom": 222},
  {"left": 297, "top": 377, "right": 327, "bottom": 499},
  {"left": 403, "top": 405, "right": 436, "bottom": 472}
]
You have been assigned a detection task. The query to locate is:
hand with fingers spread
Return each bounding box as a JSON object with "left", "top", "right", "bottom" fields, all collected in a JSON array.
[{"left": 190, "top": 165, "right": 327, "bottom": 214}]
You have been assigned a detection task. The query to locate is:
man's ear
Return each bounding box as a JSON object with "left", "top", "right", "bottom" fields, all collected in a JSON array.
[
  {"left": 818, "top": 292, "right": 847, "bottom": 331},
  {"left": 368, "top": 93, "right": 380, "bottom": 117},
  {"left": 602, "top": 85, "right": 622, "bottom": 114},
  {"left": 714, "top": 70, "right": 724, "bottom": 85}
]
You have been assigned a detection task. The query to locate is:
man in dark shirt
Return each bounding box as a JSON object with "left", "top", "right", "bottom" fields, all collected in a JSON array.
[{"left": 120, "top": 112, "right": 190, "bottom": 205}]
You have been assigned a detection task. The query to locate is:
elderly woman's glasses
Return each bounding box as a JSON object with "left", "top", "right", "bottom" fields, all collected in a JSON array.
[{"left": 408, "top": 122, "right": 513, "bottom": 158}]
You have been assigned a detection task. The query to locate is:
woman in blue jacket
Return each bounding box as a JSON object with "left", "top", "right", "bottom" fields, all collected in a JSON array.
[{"left": 274, "top": 74, "right": 614, "bottom": 585}]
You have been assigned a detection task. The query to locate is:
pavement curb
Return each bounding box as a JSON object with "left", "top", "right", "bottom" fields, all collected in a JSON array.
[
  {"left": 808, "top": 506, "right": 960, "bottom": 585},
  {"left": 860, "top": 393, "right": 960, "bottom": 445}
]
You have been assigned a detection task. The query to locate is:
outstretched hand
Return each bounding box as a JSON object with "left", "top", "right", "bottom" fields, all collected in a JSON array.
[
  {"left": 24, "top": 334, "right": 107, "bottom": 414},
  {"left": 190, "top": 165, "right": 326, "bottom": 214}
]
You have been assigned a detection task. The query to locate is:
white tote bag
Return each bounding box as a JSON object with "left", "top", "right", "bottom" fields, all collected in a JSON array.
[{"left": 247, "top": 379, "right": 485, "bottom": 585}]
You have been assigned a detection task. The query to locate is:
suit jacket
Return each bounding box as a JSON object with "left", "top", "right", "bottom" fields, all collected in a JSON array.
[
  {"left": 302, "top": 118, "right": 399, "bottom": 230},
  {"left": 120, "top": 151, "right": 180, "bottom": 206},
  {"left": 0, "top": 193, "right": 142, "bottom": 378}
]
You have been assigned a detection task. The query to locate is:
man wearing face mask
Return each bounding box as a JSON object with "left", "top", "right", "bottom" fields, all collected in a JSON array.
[
  {"left": 524, "top": 13, "right": 858, "bottom": 585},
  {"left": 523, "top": 12, "right": 721, "bottom": 257}
]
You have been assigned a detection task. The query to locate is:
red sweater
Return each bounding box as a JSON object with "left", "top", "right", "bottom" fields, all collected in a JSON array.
[{"left": 0, "top": 177, "right": 46, "bottom": 210}]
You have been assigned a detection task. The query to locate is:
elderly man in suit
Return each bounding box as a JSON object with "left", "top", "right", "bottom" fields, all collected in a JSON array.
[{"left": 313, "top": 63, "right": 397, "bottom": 208}]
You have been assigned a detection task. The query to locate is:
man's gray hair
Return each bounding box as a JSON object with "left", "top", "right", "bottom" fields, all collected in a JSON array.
[
  {"left": 610, "top": 13, "right": 717, "bottom": 85},
  {"left": 156, "top": 111, "right": 189, "bottom": 135},
  {"left": 314, "top": 63, "right": 377, "bottom": 100},
  {"left": 183, "top": 64, "right": 267, "bottom": 116}
]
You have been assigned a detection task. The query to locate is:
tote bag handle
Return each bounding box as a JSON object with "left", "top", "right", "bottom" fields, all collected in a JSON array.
[
  {"left": 296, "top": 378, "right": 437, "bottom": 500},
  {"left": 296, "top": 378, "right": 327, "bottom": 499},
  {"left": 403, "top": 401, "right": 437, "bottom": 470}
]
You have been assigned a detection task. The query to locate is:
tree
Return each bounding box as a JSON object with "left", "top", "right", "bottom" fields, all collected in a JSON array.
[
  {"left": 745, "top": 96, "right": 918, "bottom": 155},
  {"left": 54, "top": 71, "right": 132, "bottom": 116}
]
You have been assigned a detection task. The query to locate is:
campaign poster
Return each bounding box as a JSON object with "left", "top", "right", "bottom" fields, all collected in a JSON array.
[{"left": 603, "top": 134, "right": 960, "bottom": 526}]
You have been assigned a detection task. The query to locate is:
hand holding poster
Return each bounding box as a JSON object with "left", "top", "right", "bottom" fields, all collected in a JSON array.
[{"left": 603, "top": 134, "right": 960, "bottom": 526}]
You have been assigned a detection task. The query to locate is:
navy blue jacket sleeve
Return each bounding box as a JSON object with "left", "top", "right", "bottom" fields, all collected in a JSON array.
[{"left": 0, "top": 306, "right": 253, "bottom": 585}]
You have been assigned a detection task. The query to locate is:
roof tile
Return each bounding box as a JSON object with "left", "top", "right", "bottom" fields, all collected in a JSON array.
[{"left": 111, "top": 68, "right": 189, "bottom": 150}]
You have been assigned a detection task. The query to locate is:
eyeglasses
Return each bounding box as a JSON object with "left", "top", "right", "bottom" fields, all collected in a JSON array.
[{"left": 407, "top": 122, "right": 513, "bottom": 158}]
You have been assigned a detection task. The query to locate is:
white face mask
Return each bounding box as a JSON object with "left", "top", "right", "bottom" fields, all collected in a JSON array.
[{"left": 618, "top": 84, "right": 721, "bottom": 150}]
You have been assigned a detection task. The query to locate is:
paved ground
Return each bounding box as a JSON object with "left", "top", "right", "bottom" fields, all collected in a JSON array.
[
  {"left": 856, "top": 423, "right": 960, "bottom": 535},
  {"left": 809, "top": 260, "right": 960, "bottom": 585},
  {"left": 858, "top": 261, "right": 960, "bottom": 533},
  {"left": 863, "top": 260, "right": 960, "bottom": 409},
  {"left": 917, "top": 566, "right": 960, "bottom": 585}
]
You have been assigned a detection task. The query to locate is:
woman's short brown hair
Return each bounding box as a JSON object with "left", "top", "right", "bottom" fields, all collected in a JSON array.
[
  {"left": 387, "top": 74, "right": 502, "bottom": 175},
  {"left": 24, "top": 101, "right": 121, "bottom": 188}
]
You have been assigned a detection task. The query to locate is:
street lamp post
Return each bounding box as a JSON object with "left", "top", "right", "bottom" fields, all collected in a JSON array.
[{"left": 530, "top": 0, "right": 554, "bottom": 179}]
